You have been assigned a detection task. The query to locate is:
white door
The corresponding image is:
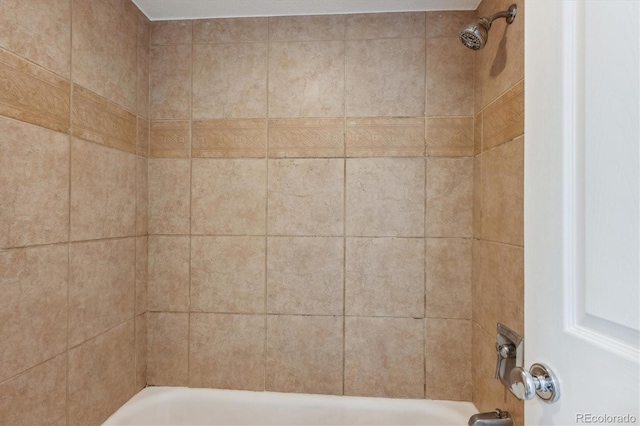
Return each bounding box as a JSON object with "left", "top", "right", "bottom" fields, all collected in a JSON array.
[{"left": 525, "top": 0, "right": 639, "bottom": 425}]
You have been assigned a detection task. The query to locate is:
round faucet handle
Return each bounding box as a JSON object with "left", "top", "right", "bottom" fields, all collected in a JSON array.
[{"left": 509, "top": 363, "right": 560, "bottom": 403}]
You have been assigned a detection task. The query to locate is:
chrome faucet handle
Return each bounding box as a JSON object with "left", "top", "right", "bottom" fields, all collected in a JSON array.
[
  {"left": 494, "top": 343, "right": 516, "bottom": 379},
  {"left": 509, "top": 363, "right": 560, "bottom": 403}
]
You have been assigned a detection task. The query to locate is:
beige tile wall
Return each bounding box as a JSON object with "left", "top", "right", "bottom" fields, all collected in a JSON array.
[
  {"left": 0, "top": 0, "right": 149, "bottom": 424},
  {"left": 0, "top": 2, "right": 514, "bottom": 419},
  {"left": 472, "top": 0, "right": 525, "bottom": 424},
  {"left": 146, "top": 11, "right": 475, "bottom": 402}
]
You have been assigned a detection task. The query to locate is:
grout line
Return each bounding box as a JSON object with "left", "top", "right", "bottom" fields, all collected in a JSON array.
[
  {"left": 477, "top": 78, "right": 524, "bottom": 115},
  {"left": 342, "top": 156, "right": 347, "bottom": 396},
  {"left": 186, "top": 22, "right": 194, "bottom": 388},
  {"left": 423, "top": 317, "right": 427, "bottom": 399},
  {"left": 423, "top": 15, "right": 429, "bottom": 394},
  {"left": 475, "top": 237, "right": 524, "bottom": 249},
  {"left": 66, "top": 2, "right": 74, "bottom": 420},
  {"left": 147, "top": 233, "right": 440, "bottom": 239},
  {"left": 0, "top": 351, "right": 68, "bottom": 389},
  {"left": 146, "top": 310, "right": 436, "bottom": 320},
  {"left": 263, "top": 16, "right": 271, "bottom": 392},
  {"left": 479, "top": 134, "right": 524, "bottom": 156},
  {"left": 133, "top": 7, "right": 141, "bottom": 393},
  {"left": 341, "top": 18, "right": 347, "bottom": 397}
]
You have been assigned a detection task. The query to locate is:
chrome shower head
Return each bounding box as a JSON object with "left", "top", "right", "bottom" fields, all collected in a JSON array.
[
  {"left": 459, "top": 18, "right": 490, "bottom": 50},
  {"left": 459, "top": 4, "right": 517, "bottom": 50}
]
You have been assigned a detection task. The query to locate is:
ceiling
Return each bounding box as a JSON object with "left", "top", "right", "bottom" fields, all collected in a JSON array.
[{"left": 132, "top": 0, "right": 480, "bottom": 21}]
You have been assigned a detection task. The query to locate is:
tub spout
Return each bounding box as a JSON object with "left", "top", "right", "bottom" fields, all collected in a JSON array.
[{"left": 468, "top": 409, "right": 514, "bottom": 426}]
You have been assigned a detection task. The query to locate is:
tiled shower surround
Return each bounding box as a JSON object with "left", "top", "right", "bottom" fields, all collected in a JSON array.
[
  {"left": 145, "top": 12, "right": 475, "bottom": 400},
  {"left": 472, "top": 0, "right": 525, "bottom": 424},
  {"left": 0, "top": 0, "right": 524, "bottom": 425}
]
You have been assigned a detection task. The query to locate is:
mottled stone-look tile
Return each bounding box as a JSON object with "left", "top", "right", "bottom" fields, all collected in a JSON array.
[
  {"left": 268, "top": 41, "right": 344, "bottom": 118},
  {"left": 148, "top": 158, "right": 191, "bottom": 234},
  {"left": 426, "top": 238, "right": 472, "bottom": 319},
  {"left": 426, "top": 157, "right": 473, "bottom": 237},
  {"left": 135, "top": 236, "right": 148, "bottom": 316},
  {"left": 473, "top": 155, "right": 482, "bottom": 239},
  {"left": 482, "top": 81, "right": 524, "bottom": 151},
  {"left": 189, "top": 313, "right": 265, "bottom": 390},
  {"left": 0, "top": 354, "right": 66, "bottom": 426},
  {"left": 193, "top": 119, "right": 266, "bottom": 158},
  {"left": 71, "top": 85, "right": 137, "bottom": 154},
  {"left": 471, "top": 239, "right": 482, "bottom": 327},
  {"left": 0, "top": 246, "right": 68, "bottom": 383},
  {"left": 151, "top": 20, "right": 192, "bottom": 45},
  {"left": 346, "top": 117, "right": 424, "bottom": 157},
  {"left": 346, "top": 158, "right": 425, "bottom": 237},
  {"left": 138, "top": 13, "right": 150, "bottom": 119},
  {"left": 346, "top": 12, "right": 425, "bottom": 39},
  {"left": 122, "top": 0, "right": 142, "bottom": 31},
  {"left": 148, "top": 236, "right": 190, "bottom": 312},
  {"left": 481, "top": 137, "right": 524, "bottom": 245},
  {"left": 150, "top": 120, "right": 190, "bottom": 158},
  {"left": 425, "top": 319, "right": 472, "bottom": 401},
  {"left": 0, "top": 49, "right": 70, "bottom": 133},
  {"left": 266, "top": 315, "right": 343, "bottom": 395},
  {"left": 150, "top": 44, "right": 191, "bottom": 119},
  {"left": 147, "top": 312, "right": 189, "bottom": 386},
  {"left": 346, "top": 38, "right": 425, "bottom": 117},
  {"left": 474, "top": 111, "right": 483, "bottom": 156},
  {"left": 475, "top": 0, "right": 524, "bottom": 111},
  {"left": 345, "top": 317, "right": 424, "bottom": 398},
  {"left": 268, "top": 159, "right": 344, "bottom": 236},
  {"left": 70, "top": 138, "right": 136, "bottom": 241},
  {"left": 0, "top": 117, "right": 69, "bottom": 248},
  {"left": 267, "top": 237, "right": 343, "bottom": 315},
  {"left": 68, "top": 321, "right": 135, "bottom": 426},
  {"left": 193, "top": 43, "right": 267, "bottom": 119},
  {"left": 191, "top": 236, "right": 265, "bottom": 313},
  {"left": 269, "top": 15, "right": 345, "bottom": 41},
  {"left": 426, "top": 117, "right": 474, "bottom": 157},
  {"left": 135, "top": 313, "right": 147, "bottom": 391},
  {"left": 68, "top": 238, "right": 135, "bottom": 346},
  {"left": 193, "top": 18, "right": 268, "bottom": 43},
  {"left": 120, "top": 0, "right": 139, "bottom": 31},
  {"left": 426, "top": 37, "right": 474, "bottom": 116},
  {"left": 426, "top": 11, "right": 477, "bottom": 38},
  {"left": 72, "top": 0, "right": 137, "bottom": 112},
  {"left": 0, "top": 0, "right": 70, "bottom": 78},
  {"left": 474, "top": 240, "right": 524, "bottom": 336},
  {"left": 345, "top": 238, "right": 424, "bottom": 318},
  {"left": 269, "top": 118, "right": 344, "bottom": 158},
  {"left": 137, "top": 156, "right": 149, "bottom": 236},
  {"left": 191, "top": 159, "right": 266, "bottom": 235},
  {"left": 137, "top": 117, "right": 149, "bottom": 157}
]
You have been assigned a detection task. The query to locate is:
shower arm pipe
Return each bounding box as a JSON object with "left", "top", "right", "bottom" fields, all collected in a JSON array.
[{"left": 481, "top": 5, "right": 517, "bottom": 28}]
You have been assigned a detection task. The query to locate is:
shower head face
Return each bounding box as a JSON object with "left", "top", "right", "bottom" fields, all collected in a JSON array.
[{"left": 459, "top": 21, "right": 489, "bottom": 50}]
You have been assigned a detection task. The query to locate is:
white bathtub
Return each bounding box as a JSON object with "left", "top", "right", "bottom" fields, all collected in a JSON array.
[{"left": 103, "top": 387, "right": 477, "bottom": 425}]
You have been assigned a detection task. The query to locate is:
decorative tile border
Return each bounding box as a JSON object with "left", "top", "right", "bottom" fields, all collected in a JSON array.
[
  {"left": 426, "top": 117, "right": 474, "bottom": 157},
  {"left": 137, "top": 117, "right": 149, "bottom": 157},
  {"left": 346, "top": 117, "right": 424, "bottom": 157},
  {"left": 192, "top": 119, "right": 266, "bottom": 158},
  {"left": 269, "top": 118, "right": 343, "bottom": 158},
  {"left": 149, "top": 120, "right": 190, "bottom": 158},
  {"left": 0, "top": 48, "right": 70, "bottom": 134},
  {"left": 71, "top": 85, "right": 136, "bottom": 153},
  {"left": 482, "top": 81, "right": 524, "bottom": 151}
]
